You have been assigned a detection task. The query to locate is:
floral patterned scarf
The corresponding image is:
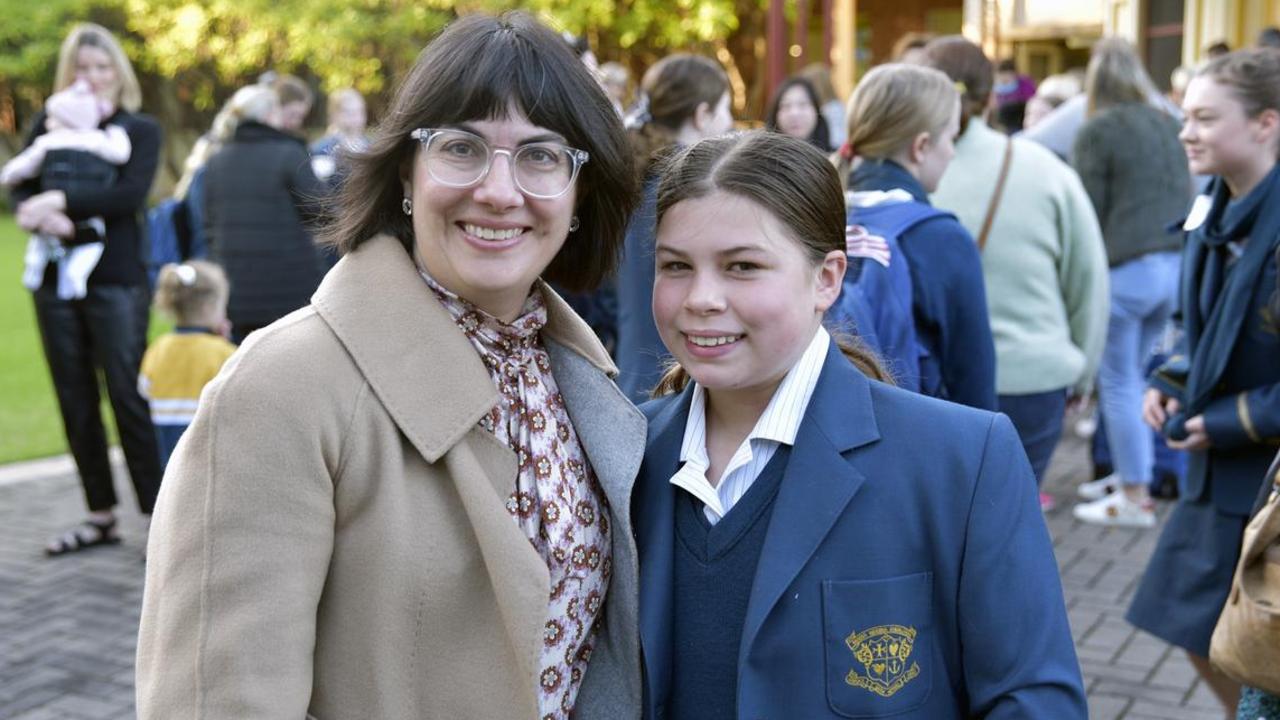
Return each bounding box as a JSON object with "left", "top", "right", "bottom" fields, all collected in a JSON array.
[{"left": 421, "top": 271, "right": 612, "bottom": 720}]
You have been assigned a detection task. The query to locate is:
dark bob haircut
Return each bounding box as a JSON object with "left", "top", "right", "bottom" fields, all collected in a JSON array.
[
  {"left": 764, "top": 76, "right": 832, "bottom": 153},
  {"left": 320, "top": 12, "right": 637, "bottom": 292}
]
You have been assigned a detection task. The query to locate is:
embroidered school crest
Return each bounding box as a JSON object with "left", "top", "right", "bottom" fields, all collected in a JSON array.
[{"left": 845, "top": 624, "right": 920, "bottom": 697}]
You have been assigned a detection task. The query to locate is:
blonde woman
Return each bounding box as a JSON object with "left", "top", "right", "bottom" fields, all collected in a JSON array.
[
  {"left": 310, "top": 88, "right": 370, "bottom": 181},
  {"left": 9, "top": 23, "right": 163, "bottom": 555},
  {"left": 832, "top": 62, "right": 996, "bottom": 410},
  {"left": 199, "top": 84, "right": 327, "bottom": 342},
  {"left": 172, "top": 86, "right": 281, "bottom": 262}
]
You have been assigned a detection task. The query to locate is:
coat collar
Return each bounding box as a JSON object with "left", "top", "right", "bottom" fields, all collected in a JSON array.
[
  {"left": 848, "top": 158, "right": 930, "bottom": 204},
  {"left": 311, "top": 234, "right": 617, "bottom": 465},
  {"left": 1182, "top": 171, "right": 1280, "bottom": 412},
  {"left": 637, "top": 342, "right": 880, "bottom": 710},
  {"left": 234, "top": 120, "right": 305, "bottom": 146}
]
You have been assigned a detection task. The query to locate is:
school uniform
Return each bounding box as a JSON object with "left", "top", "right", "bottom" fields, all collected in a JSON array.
[
  {"left": 137, "top": 328, "right": 237, "bottom": 469},
  {"left": 1127, "top": 166, "right": 1280, "bottom": 656},
  {"left": 634, "top": 330, "right": 1085, "bottom": 720}
]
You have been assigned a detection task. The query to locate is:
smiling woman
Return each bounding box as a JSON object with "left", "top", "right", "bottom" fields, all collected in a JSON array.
[{"left": 136, "top": 12, "right": 643, "bottom": 720}]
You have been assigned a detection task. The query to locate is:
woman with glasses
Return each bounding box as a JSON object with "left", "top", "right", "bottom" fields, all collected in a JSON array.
[{"left": 137, "top": 13, "right": 641, "bottom": 720}]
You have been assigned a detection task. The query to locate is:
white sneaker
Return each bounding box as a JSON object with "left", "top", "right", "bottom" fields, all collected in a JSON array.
[
  {"left": 1076, "top": 473, "right": 1120, "bottom": 501},
  {"left": 1073, "top": 413, "right": 1097, "bottom": 439},
  {"left": 1072, "top": 492, "right": 1156, "bottom": 528}
]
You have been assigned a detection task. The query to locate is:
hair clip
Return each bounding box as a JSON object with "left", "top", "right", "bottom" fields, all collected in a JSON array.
[
  {"left": 623, "top": 93, "right": 653, "bottom": 130},
  {"left": 175, "top": 264, "right": 197, "bottom": 286},
  {"left": 838, "top": 141, "right": 856, "bottom": 161}
]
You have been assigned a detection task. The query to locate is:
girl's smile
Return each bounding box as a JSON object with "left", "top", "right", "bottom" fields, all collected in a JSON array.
[{"left": 653, "top": 190, "right": 842, "bottom": 405}]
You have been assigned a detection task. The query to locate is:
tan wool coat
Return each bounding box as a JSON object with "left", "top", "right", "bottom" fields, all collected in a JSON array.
[{"left": 136, "top": 235, "right": 646, "bottom": 719}]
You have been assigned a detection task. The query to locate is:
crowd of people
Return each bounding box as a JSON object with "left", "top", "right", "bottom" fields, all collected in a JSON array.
[{"left": 7, "top": 12, "right": 1280, "bottom": 720}]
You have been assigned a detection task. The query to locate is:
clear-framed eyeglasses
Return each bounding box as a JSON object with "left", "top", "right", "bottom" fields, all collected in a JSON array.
[{"left": 409, "top": 128, "right": 589, "bottom": 200}]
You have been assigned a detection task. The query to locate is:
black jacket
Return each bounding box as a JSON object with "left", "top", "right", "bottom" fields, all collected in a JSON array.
[
  {"left": 202, "top": 121, "right": 327, "bottom": 327},
  {"left": 10, "top": 109, "right": 162, "bottom": 288}
]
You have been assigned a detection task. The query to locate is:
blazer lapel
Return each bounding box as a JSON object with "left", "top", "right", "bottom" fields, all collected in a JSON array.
[
  {"left": 636, "top": 387, "right": 694, "bottom": 716},
  {"left": 740, "top": 344, "right": 881, "bottom": 660}
]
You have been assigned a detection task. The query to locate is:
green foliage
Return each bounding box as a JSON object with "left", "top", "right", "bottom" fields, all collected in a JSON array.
[
  {"left": 123, "top": 0, "right": 458, "bottom": 109},
  {"left": 0, "top": 0, "right": 750, "bottom": 118}
]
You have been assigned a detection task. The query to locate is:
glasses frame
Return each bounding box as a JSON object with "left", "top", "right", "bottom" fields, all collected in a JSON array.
[{"left": 409, "top": 127, "right": 590, "bottom": 200}]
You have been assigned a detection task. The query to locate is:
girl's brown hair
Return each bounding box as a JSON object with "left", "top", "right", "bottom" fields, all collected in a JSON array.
[
  {"left": 154, "top": 261, "right": 229, "bottom": 327},
  {"left": 318, "top": 12, "right": 637, "bottom": 293},
  {"left": 918, "top": 36, "right": 993, "bottom": 135},
  {"left": 1196, "top": 49, "right": 1280, "bottom": 157},
  {"left": 833, "top": 63, "right": 959, "bottom": 189},
  {"left": 649, "top": 131, "right": 890, "bottom": 396},
  {"left": 629, "top": 54, "right": 730, "bottom": 176}
]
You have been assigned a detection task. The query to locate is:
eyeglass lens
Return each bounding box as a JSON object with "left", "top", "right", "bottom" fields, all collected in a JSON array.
[{"left": 425, "top": 130, "right": 576, "bottom": 197}]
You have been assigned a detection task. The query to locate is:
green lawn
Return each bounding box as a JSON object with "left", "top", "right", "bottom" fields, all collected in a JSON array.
[{"left": 0, "top": 214, "right": 170, "bottom": 464}]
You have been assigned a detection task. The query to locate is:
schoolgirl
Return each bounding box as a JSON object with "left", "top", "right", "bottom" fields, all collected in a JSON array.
[
  {"left": 1129, "top": 48, "right": 1280, "bottom": 716},
  {"left": 832, "top": 63, "right": 997, "bottom": 410},
  {"left": 616, "top": 53, "right": 734, "bottom": 401},
  {"left": 633, "top": 130, "right": 1085, "bottom": 719},
  {"left": 138, "top": 261, "right": 236, "bottom": 471}
]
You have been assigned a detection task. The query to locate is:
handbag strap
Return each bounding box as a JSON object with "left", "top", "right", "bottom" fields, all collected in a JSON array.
[{"left": 977, "top": 138, "right": 1014, "bottom": 252}]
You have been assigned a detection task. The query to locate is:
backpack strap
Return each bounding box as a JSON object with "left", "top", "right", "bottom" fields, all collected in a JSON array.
[{"left": 977, "top": 138, "right": 1014, "bottom": 251}]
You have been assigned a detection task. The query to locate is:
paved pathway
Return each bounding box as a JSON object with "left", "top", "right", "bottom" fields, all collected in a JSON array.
[{"left": 0, "top": 422, "right": 1232, "bottom": 719}]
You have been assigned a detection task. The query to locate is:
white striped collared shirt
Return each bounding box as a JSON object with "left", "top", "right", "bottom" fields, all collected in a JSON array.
[{"left": 669, "top": 327, "right": 831, "bottom": 524}]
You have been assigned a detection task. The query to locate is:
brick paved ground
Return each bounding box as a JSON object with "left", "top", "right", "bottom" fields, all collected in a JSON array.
[{"left": 0, "top": 420, "right": 1233, "bottom": 719}]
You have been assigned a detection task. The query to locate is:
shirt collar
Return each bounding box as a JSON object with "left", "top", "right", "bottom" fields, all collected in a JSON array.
[{"left": 677, "top": 325, "right": 831, "bottom": 463}]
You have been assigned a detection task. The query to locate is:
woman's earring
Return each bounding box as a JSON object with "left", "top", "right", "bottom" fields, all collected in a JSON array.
[
  {"left": 402, "top": 198, "right": 413, "bottom": 216},
  {"left": 568, "top": 215, "right": 580, "bottom": 233}
]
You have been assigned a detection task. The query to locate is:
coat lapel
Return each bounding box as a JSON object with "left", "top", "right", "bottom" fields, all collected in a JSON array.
[
  {"left": 635, "top": 387, "right": 694, "bottom": 715},
  {"left": 739, "top": 344, "right": 881, "bottom": 660},
  {"left": 311, "top": 236, "right": 549, "bottom": 688},
  {"left": 543, "top": 293, "right": 648, "bottom": 719},
  {"left": 310, "top": 235, "right": 499, "bottom": 467}
]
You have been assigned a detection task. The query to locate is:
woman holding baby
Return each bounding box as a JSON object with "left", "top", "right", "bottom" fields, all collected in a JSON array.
[{"left": 6, "top": 23, "right": 163, "bottom": 555}]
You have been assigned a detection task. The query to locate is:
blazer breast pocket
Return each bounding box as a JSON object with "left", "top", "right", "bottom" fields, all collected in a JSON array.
[{"left": 822, "top": 572, "right": 933, "bottom": 718}]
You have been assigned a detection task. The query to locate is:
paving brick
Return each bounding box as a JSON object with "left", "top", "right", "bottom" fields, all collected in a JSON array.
[{"left": 1087, "top": 693, "right": 1132, "bottom": 720}]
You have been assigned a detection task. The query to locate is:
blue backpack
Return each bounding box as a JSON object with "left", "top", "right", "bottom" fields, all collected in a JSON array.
[
  {"left": 826, "top": 200, "right": 952, "bottom": 392},
  {"left": 145, "top": 197, "right": 191, "bottom": 287}
]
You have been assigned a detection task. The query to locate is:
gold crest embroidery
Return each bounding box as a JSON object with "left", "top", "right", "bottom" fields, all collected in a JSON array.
[{"left": 845, "top": 624, "right": 920, "bottom": 697}]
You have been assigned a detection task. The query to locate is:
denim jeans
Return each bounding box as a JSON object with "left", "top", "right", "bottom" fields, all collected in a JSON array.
[
  {"left": 998, "top": 389, "right": 1068, "bottom": 486},
  {"left": 1098, "top": 251, "right": 1181, "bottom": 487}
]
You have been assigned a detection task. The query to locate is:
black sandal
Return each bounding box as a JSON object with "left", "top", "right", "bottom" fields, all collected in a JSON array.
[{"left": 45, "top": 518, "right": 121, "bottom": 556}]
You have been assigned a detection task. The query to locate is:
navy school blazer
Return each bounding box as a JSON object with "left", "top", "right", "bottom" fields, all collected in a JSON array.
[{"left": 633, "top": 342, "right": 1086, "bottom": 719}]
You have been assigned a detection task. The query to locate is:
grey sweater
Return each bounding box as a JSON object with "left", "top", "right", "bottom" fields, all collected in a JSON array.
[{"left": 1071, "top": 102, "right": 1191, "bottom": 267}]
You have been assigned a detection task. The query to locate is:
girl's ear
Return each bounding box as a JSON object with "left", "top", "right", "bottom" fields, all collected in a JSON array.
[
  {"left": 692, "top": 101, "right": 713, "bottom": 132},
  {"left": 814, "top": 249, "right": 847, "bottom": 313},
  {"left": 1254, "top": 108, "right": 1280, "bottom": 150},
  {"left": 908, "top": 131, "right": 931, "bottom": 165}
]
